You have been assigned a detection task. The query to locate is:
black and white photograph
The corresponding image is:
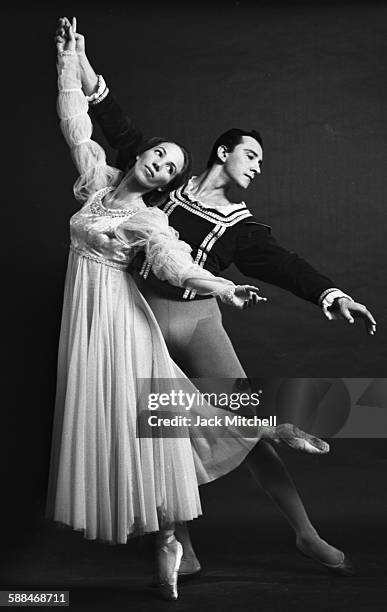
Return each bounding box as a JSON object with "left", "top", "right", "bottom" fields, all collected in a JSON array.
[{"left": 2, "top": 1, "right": 387, "bottom": 610}]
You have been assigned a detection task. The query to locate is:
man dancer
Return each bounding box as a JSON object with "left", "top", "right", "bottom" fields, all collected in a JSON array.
[{"left": 57, "top": 18, "right": 376, "bottom": 577}]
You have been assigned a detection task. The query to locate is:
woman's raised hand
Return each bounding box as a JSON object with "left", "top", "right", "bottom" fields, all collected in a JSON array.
[{"left": 55, "top": 17, "right": 85, "bottom": 55}]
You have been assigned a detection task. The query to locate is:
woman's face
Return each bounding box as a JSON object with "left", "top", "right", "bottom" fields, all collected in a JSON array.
[{"left": 133, "top": 142, "right": 185, "bottom": 190}]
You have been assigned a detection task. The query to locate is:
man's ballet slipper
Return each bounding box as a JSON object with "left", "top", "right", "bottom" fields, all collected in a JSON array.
[{"left": 297, "top": 538, "right": 356, "bottom": 576}]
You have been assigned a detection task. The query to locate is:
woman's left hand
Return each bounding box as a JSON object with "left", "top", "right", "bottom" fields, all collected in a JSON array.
[
  {"left": 231, "top": 285, "right": 267, "bottom": 309},
  {"left": 56, "top": 16, "right": 76, "bottom": 53}
]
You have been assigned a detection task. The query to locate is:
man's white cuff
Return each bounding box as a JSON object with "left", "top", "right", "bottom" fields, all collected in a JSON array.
[
  {"left": 86, "top": 75, "right": 109, "bottom": 105},
  {"left": 319, "top": 288, "right": 354, "bottom": 309}
]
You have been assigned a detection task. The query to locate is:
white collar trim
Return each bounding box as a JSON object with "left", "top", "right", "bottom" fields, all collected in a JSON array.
[{"left": 184, "top": 176, "right": 246, "bottom": 214}]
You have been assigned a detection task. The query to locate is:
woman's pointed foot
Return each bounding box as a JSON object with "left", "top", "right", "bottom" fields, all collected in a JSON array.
[
  {"left": 156, "top": 535, "right": 183, "bottom": 601},
  {"left": 150, "top": 555, "right": 202, "bottom": 587},
  {"left": 296, "top": 534, "right": 356, "bottom": 576},
  {"left": 270, "top": 423, "right": 330, "bottom": 454}
]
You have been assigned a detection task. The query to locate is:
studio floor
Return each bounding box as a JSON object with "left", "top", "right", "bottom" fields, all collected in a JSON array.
[{"left": 3, "top": 442, "right": 386, "bottom": 611}]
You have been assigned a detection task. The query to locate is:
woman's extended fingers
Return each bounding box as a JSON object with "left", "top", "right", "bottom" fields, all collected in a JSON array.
[
  {"left": 243, "top": 285, "right": 260, "bottom": 293},
  {"left": 245, "top": 286, "right": 267, "bottom": 303},
  {"left": 238, "top": 286, "right": 267, "bottom": 309},
  {"left": 56, "top": 18, "right": 76, "bottom": 51},
  {"left": 230, "top": 285, "right": 268, "bottom": 309},
  {"left": 55, "top": 18, "right": 67, "bottom": 41},
  {"left": 56, "top": 16, "right": 71, "bottom": 40},
  {"left": 67, "top": 23, "right": 75, "bottom": 43},
  {"left": 236, "top": 285, "right": 261, "bottom": 297}
]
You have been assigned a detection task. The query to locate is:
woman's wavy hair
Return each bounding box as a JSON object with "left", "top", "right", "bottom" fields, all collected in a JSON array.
[{"left": 133, "top": 137, "right": 192, "bottom": 206}]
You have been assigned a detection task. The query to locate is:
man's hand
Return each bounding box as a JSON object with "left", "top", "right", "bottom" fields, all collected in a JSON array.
[{"left": 324, "top": 297, "right": 377, "bottom": 335}]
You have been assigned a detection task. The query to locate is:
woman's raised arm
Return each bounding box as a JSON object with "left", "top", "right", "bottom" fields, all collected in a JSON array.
[{"left": 56, "top": 19, "right": 121, "bottom": 203}]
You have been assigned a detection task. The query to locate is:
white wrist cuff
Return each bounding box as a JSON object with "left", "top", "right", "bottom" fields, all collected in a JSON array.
[
  {"left": 86, "top": 75, "right": 109, "bottom": 105},
  {"left": 58, "top": 50, "right": 77, "bottom": 57},
  {"left": 319, "top": 288, "right": 353, "bottom": 308}
]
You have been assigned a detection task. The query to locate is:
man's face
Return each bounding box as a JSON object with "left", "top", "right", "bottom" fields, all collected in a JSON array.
[{"left": 222, "top": 136, "right": 263, "bottom": 189}]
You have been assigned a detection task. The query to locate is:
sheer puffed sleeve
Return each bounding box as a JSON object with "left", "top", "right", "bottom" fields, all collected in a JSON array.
[
  {"left": 115, "top": 208, "right": 235, "bottom": 294},
  {"left": 57, "top": 52, "right": 122, "bottom": 203}
]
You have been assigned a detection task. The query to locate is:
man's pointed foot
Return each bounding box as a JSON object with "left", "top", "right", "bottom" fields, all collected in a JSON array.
[
  {"left": 271, "top": 424, "right": 330, "bottom": 454},
  {"left": 296, "top": 535, "right": 356, "bottom": 576}
]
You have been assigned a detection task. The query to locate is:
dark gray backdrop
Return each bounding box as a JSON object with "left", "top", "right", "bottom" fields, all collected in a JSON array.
[{"left": 2, "top": 1, "right": 386, "bottom": 600}]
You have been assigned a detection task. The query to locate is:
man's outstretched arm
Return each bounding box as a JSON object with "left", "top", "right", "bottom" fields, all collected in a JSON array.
[{"left": 234, "top": 221, "right": 376, "bottom": 335}]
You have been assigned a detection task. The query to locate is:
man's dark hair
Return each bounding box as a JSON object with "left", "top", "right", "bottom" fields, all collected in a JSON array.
[{"left": 206, "top": 128, "right": 263, "bottom": 168}]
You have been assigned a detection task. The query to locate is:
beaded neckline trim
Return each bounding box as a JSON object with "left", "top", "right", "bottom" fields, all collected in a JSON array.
[{"left": 89, "top": 187, "right": 137, "bottom": 218}]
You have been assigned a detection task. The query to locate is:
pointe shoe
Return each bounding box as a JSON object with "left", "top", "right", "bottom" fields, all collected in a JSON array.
[
  {"left": 270, "top": 423, "right": 330, "bottom": 454},
  {"left": 149, "top": 557, "right": 202, "bottom": 588},
  {"left": 156, "top": 535, "right": 183, "bottom": 601},
  {"left": 296, "top": 537, "right": 356, "bottom": 576}
]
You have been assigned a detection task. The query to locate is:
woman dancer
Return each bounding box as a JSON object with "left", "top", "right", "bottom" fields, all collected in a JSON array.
[{"left": 47, "top": 22, "right": 329, "bottom": 601}]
